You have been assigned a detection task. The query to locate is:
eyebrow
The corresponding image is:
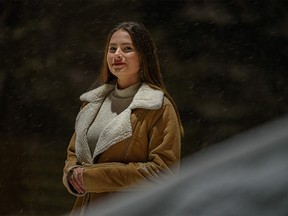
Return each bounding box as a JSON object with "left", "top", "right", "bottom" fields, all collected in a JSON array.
[{"left": 109, "top": 42, "right": 133, "bottom": 46}]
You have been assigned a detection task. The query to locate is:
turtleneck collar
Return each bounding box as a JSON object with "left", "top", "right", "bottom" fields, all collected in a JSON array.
[{"left": 113, "top": 82, "right": 141, "bottom": 99}]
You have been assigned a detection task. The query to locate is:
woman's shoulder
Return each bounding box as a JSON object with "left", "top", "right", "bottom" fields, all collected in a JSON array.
[
  {"left": 163, "top": 96, "right": 173, "bottom": 105},
  {"left": 161, "top": 97, "right": 177, "bottom": 113}
]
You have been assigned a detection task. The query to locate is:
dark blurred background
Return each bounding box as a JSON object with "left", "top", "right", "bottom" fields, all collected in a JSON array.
[{"left": 1, "top": 0, "right": 288, "bottom": 215}]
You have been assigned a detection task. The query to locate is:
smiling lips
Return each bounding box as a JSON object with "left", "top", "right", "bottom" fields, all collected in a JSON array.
[{"left": 112, "top": 61, "right": 126, "bottom": 67}]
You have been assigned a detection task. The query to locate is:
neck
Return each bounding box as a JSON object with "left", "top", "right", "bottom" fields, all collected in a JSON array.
[{"left": 117, "top": 78, "right": 140, "bottom": 89}]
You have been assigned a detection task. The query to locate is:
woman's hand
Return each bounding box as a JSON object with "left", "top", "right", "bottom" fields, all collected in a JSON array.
[{"left": 68, "top": 167, "right": 86, "bottom": 194}]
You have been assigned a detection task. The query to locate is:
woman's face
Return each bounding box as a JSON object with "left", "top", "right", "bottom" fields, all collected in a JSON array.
[{"left": 107, "top": 29, "right": 141, "bottom": 89}]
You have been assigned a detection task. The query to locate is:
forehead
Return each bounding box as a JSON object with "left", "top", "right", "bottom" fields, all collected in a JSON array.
[{"left": 109, "top": 29, "right": 133, "bottom": 44}]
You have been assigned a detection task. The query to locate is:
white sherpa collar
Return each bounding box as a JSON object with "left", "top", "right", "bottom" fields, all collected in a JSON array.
[
  {"left": 80, "top": 83, "right": 164, "bottom": 110},
  {"left": 75, "top": 83, "right": 164, "bottom": 164},
  {"left": 80, "top": 84, "right": 115, "bottom": 103}
]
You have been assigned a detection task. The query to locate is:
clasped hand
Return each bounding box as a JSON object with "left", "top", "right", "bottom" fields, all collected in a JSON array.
[{"left": 68, "top": 167, "right": 86, "bottom": 194}]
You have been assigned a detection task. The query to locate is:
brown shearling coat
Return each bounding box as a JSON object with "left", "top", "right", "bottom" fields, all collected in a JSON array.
[{"left": 63, "top": 84, "right": 181, "bottom": 215}]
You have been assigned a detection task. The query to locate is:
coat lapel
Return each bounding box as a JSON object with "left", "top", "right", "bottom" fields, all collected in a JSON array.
[
  {"left": 75, "top": 102, "right": 102, "bottom": 164},
  {"left": 93, "top": 108, "right": 132, "bottom": 159}
]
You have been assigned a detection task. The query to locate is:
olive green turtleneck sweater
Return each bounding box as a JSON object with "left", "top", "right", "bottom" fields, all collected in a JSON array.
[{"left": 87, "top": 82, "right": 141, "bottom": 155}]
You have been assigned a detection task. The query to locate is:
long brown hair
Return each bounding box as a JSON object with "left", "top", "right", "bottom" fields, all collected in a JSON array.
[{"left": 97, "top": 22, "right": 184, "bottom": 136}]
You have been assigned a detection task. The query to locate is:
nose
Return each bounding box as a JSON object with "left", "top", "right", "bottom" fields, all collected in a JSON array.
[{"left": 114, "top": 48, "right": 122, "bottom": 58}]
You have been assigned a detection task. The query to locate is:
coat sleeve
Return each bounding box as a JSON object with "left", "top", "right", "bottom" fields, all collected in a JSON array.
[
  {"left": 82, "top": 101, "right": 181, "bottom": 193},
  {"left": 62, "top": 133, "right": 82, "bottom": 196}
]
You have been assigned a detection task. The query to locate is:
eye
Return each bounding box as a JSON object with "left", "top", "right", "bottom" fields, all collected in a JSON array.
[
  {"left": 108, "top": 47, "right": 117, "bottom": 53},
  {"left": 123, "top": 46, "right": 133, "bottom": 52}
]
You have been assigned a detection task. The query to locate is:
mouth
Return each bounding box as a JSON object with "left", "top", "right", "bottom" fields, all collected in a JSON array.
[{"left": 112, "top": 62, "right": 126, "bottom": 66}]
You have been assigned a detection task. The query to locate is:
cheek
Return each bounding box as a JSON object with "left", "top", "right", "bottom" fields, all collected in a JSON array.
[
  {"left": 106, "top": 60, "right": 113, "bottom": 73},
  {"left": 134, "top": 56, "right": 141, "bottom": 70},
  {"left": 107, "top": 54, "right": 113, "bottom": 68},
  {"left": 128, "top": 53, "right": 140, "bottom": 67},
  {"left": 106, "top": 53, "right": 112, "bottom": 63}
]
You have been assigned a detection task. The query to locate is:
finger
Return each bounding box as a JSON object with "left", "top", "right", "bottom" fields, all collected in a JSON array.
[
  {"left": 68, "top": 177, "right": 79, "bottom": 192},
  {"left": 74, "top": 169, "right": 85, "bottom": 189},
  {"left": 71, "top": 176, "right": 83, "bottom": 193},
  {"left": 68, "top": 174, "right": 85, "bottom": 194},
  {"left": 72, "top": 173, "right": 85, "bottom": 194}
]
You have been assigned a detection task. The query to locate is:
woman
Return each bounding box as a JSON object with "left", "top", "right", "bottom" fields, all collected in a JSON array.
[{"left": 63, "top": 21, "right": 184, "bottom": 215}]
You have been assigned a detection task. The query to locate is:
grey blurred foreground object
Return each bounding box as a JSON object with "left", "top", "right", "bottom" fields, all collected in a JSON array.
[{"left": 73, "top": 116, "right": 288, "bottom": 216}]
